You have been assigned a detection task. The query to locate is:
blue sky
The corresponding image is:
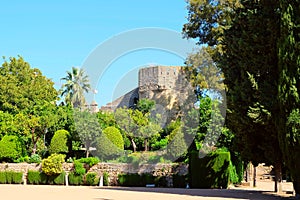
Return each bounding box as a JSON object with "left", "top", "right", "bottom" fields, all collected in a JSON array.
[{"left": 1, "top": 0, "right": 196, "bottom": 106}]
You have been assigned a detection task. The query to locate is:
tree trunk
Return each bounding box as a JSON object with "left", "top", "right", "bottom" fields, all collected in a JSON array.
[
  {"left": 274, "top": 161, "right": 282, "bottom": 193},
  {"left": 131, "top": 138, "right": 137, "bottom": 152},
  {"left": 245, "top": 163, "right": 249, "bottom": 182},
  {"left": 253, "top": 166, "right": 256, "bottom": 187},
  {"left": 86, "top": 150, "right": 89, "bottom": 158},
  {"left": 31, "top": 128, "right": 36, "bottom": 155},
  {"left": 32, "top": 142, "right": 37, "bottom": 155},
  {"left": 144, "top": 139, "right": 148, "bottom": 151}
]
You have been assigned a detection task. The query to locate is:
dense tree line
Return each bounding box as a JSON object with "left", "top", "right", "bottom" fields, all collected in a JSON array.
[
  {"left": 0, "top": 56, "right": 233, "bottom": 165},
  {"left": 183, "top": 0, "right": 300, "bottom": 196}
]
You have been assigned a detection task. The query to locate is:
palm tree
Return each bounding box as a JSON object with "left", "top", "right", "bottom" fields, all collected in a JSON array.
[{"left": 60, "top": 67, "right": 91, "bottom": 108}]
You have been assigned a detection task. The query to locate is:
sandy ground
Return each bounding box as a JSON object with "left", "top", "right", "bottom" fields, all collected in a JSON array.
[{"left": 0, "top": 181, "right": 295, "bottom": 200}]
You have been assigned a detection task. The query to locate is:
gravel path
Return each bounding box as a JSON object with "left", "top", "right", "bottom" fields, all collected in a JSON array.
[{"left": 0, "top": 182, "right": 294, "bottom": 200}]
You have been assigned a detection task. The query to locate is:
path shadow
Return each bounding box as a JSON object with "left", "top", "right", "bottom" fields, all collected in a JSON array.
[{"left": 93, "top": 187, "right": 295, "bottom": 200}]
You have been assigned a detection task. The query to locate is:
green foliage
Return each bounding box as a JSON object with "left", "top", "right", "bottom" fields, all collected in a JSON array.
[
  {"left": 73, "top": 160, "right": 86, "bottom": 176},
  {"left": 41, "top": 154, "right": 65, "bottom": 176},
  {"left": 0, "top": 111, "right": 16, "bottom": 137},
  {"left": 166, "top": 126, "right": 188, "bottom": 161},
  {"left": 0, "top": 171, "right": 6, "bottom": 184},
  {"left": 114, "top": 107, "right": 139, "bottom": 152},
  {"left": 49, "top": 130, "right": 69, "bottom": 155},
  {"left": 73, "top": 110, "right": 101, "bottom": 158},
  {"left": 60, "top": 67, "right": 91, "bottom": 108},
  {"left": 27, "top": 170, "right": 41, "bottom": 184},
  {"left": 189, "top": 151, "right": 232, "bottom": 188},
  {"left": 0, "top": 171, "right": 23, "bottom": 184},
  {"left": 284, "top": 109, "right": 300, "bottom": 193},
  {"left": 103, "top": 126, "right": 124, "bottom": 149},
  {"left": 103, "top": 172, "right": 109, "bottom": 186},
  {"left": 0, "top": 135, "right": 23, "bottom": 162},
  {"left": 68, "top": 172, "right": 84, "bottom": 185},
  {"left": 97, "top": 111, "right": 116, "bottom": 129},
  {"left": 39, "top": 172, "right": 48, "bottom": 184},
  {"left": 118, "top": 173, "right": 154, "bottom": 187},
  {"left": 96, "top": 126, "right": 124, "bottom": 160},
  {"left": 147, "top": 155, "right": 166, "bottom": 164},
  {"left": 15, "top": 156, "right": 30, "bottom": 163},
  {"left": 151, "top": 138, "right": 168, "bottom": 151},
  {"left": 137, "top": 98, "right": 155, "bottom": 114},
  {"left": 0, "top": 57, "right": 58, "bottom": 155},
  {"left": 230, "top": 153, "right": 244, "bottom": 184},
  {"left": 12, "top": 171, "right": 23, "bottom": 184},
  {"left": 5, "top": 171, "right": 13, "bottom": 184},
  {"left": 78, "top": 157, "right": 100, "bottom": 168},
  {"left": 0, "top": 56, "right": 58, "bottom": 115},
  {"left": 52, "top": 172, "right": 65, "bottom": 185},
  {"left": 27, "top": 170, "right": 65, "bottom": 185},
  {"left": 229, "top": 162, "right": 238, "bottom": 184},
  {"left": 85, "top": 172, "right": 99, "bottom": 186},
  {"left": 183, "top": 0, "right": 240, "bottom": 48},
  {"left": 29, "top": 154, "right": 41, "bottom": 163},
  {"left": 66, "top": 157, "right": 74, "bottom": 163}
]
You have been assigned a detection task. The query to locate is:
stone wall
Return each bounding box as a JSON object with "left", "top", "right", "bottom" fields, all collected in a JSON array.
[{"left": 0, "top": 162, "right": 188, "bottom": 186}]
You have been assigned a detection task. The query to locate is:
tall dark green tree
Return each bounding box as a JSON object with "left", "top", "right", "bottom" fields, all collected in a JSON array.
[
  {"left": 183, "top": 0, "right": 284, "bottom": 191},
  {"left": 219, "top": 1, "right": 283, "bottom": 190},
  {"left": 278, "top": 1, "right": 300, "bottom": 196}
]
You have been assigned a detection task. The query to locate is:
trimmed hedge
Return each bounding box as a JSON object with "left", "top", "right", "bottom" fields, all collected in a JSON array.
[
  {"left": 49, "top": 130, "right": 69, "bottom": 155},
  {"left": 85, "top": 172, "right": 99, "bottom": 186},
  {"left": 118, "top": 173, "right": 155, "bottom": 187},
  {"left": 27, "top": 170, "right": 65, "bottom": 185},
  {"left": 6, "top": 171, "right": 14, "bottom": 184},
  {"left": 188, "top": 151, "right": 232, "bottom": 189},
  {"left": 154, "top": 176, "right": 168, "bottom": 187},
  {"left": 48, "top": 172, "right": 65, "bottom": 185},
  {"left": 0, "top": 171, "right": 23, "bottom": 184},
  {"left": 0, "top": 172, "right": 6, "bottom": 184},
  {"left": 96, "top": 126, "right": 124, "bottom": 160},
  {"left": 68, "top": 172, "right": 84, "bottom": 185},
  {"left": 172, "top": 174, "right": 186, "bottom": 188},
  {"left": 27, "top": 170, "right": 40, "bottom": 184},
  {"left": 103, "top": 172, "right": 109, "bottom": 186},
  {"left": 12, "top": 171, "right": 23, "bottom": 184}
]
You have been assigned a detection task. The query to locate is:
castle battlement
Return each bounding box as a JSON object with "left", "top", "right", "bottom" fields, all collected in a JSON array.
[{"left": 101, "top": 65, "right": 194, "bottom": 119}]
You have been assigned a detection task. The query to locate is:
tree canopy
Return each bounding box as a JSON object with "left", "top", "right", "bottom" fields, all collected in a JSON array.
[{"left": 183, "top": 0, "right": 300, "bottom": 195}]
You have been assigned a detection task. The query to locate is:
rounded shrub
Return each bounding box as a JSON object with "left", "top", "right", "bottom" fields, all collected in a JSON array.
[
  {"left": 68, "top": 172, "right": 84, "bottom": 185},
  {"left": 49, "top": 130, "right": 69, "bottom": 155},
  {"left": 0, "top": 135, "right": 23, "bottom": 162},
  {"left": 41, "top": 154, "right": 65, "bottom": 176},
  {"left": 96, "top": 126, "right": 124, "bottom": 160}
]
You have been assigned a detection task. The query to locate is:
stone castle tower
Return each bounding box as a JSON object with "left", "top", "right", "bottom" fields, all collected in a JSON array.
[{"left": 101, "top": 66, "right": 194, "bottom": 119}]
